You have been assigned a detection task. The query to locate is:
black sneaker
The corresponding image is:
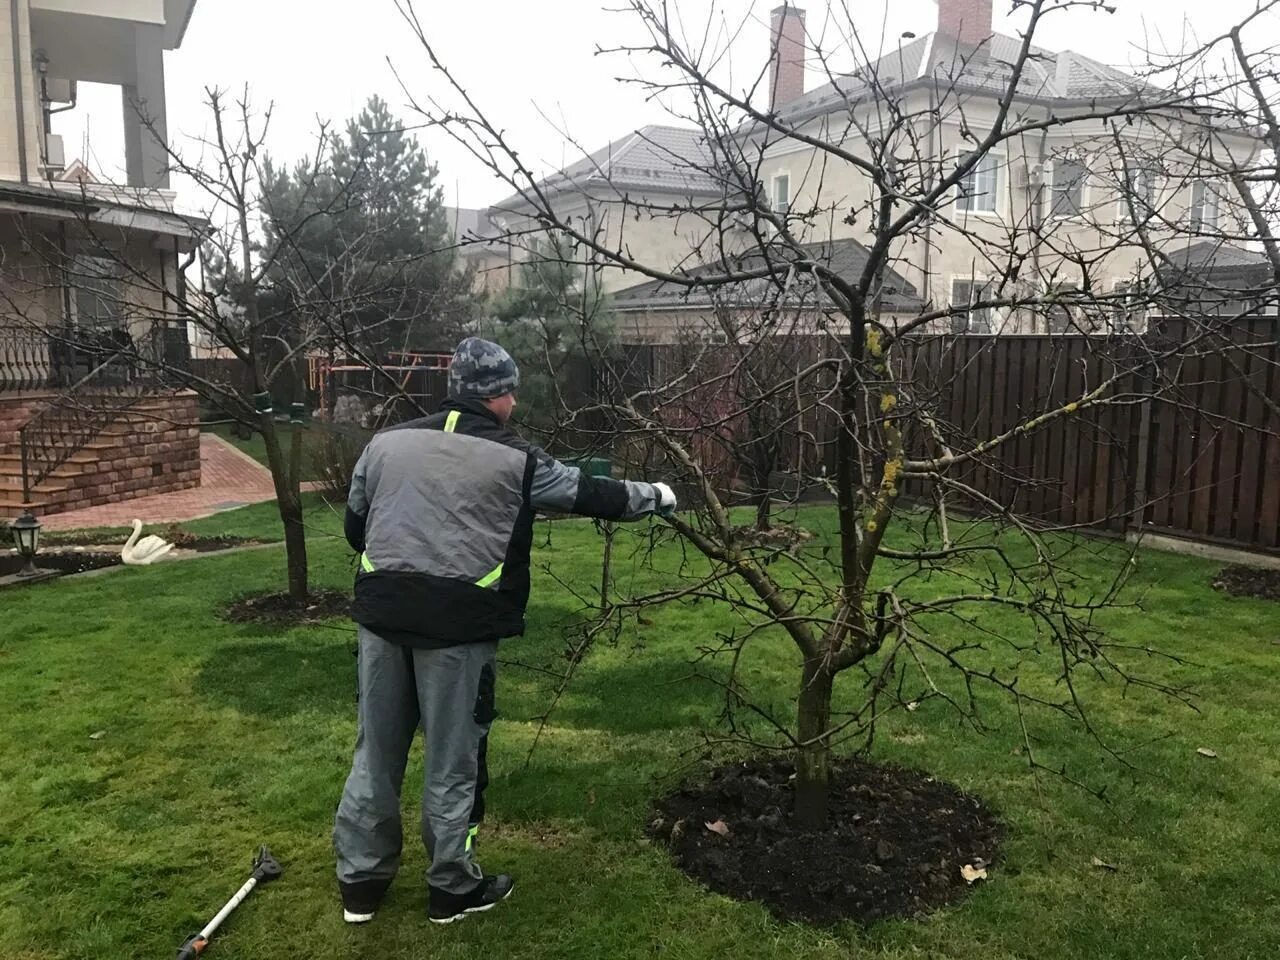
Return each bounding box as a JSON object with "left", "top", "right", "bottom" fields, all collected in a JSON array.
[
  {"left": 340, "top": 877, "right": 391, "bottom": 924},
  {"left": 428, "top": 874, "right": 515, "bottom": 924}
]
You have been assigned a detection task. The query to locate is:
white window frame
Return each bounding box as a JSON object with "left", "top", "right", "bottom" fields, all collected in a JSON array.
[
  {"left": 771, "top": 172, "right": 791, "bottom": 216},
  {"left": 1116, "top": 160, "right": 1160, "bottom": 224},
  {"left": 1190, "top": 180, "right": 1223, "bottom": 232},
  {"left": 955, "top": 150, "right": 1005, "bottom": 217},
  {"left": 71, "top": 254, "right": 126, "bottom": 331},
  {"left": 950, "top": 276, "right": 999, "bottom": 334},
  {"left": 1046, "top": 153, "right": 1090, "bottom": 220}
]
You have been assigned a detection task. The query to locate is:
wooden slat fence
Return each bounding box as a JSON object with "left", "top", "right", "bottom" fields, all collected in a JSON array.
[{"left": 609, "top": 321, "right": 1280, "bottom": 553}]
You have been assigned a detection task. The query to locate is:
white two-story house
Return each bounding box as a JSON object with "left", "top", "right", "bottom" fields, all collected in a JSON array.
[
  {"left": 0, "top": 0, "right": 203, "bottom": 519},
  {"left": 475, "top": 0, "right": 1265, "bottom": 342}
]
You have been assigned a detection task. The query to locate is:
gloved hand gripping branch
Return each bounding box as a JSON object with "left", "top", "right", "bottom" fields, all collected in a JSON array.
[{"left": 652, "top": 482, "right": 678, "bottom": 518}]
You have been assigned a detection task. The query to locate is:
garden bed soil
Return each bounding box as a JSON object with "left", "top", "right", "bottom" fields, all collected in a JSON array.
[
  {"left": 650, "top": 757, "right": 1003, "bottom": 926},
  {"left": 3, "top": 534, "right": 262, "bottom": 581},
  {"left": 222, "top": 590, "right": 350, "bottom": 626},
  {"left": 1212, "top": 565, "right": 1280, "bottom": 601},
  {"left": 45, "top": 531, "right": 260, "bottom": 553},
  {"left": 0, "top": 552, "right": 121, "bottom": 577}
]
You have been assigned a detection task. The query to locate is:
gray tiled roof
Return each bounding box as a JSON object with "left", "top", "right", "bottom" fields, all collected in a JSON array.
[
  {"left": 611, "top": 236, "right": 923, "bottom": 313},
  {"left": 769, "top": 32, "right": 1151, "bottom": 127},
  {"left": 493, "top": 125, "right": 721, "bottom": 212},
  {"left": 487, "top": 35, "right": 1158, "bottom": 223},
  {"left": 560, "top": 125, "right": 718, "bottom": 192},
  {"left": 1161, "top": 240, "right": 1271, "bottom": 275}
]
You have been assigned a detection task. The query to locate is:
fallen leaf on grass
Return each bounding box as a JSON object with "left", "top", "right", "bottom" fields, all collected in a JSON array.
[
  {"left": 704, "top": 819, "right": 730, "bottom": 837},
  {"left": 88, "top": 730, "right": 106, "bottom": 740},
  {"left": 960, "top": 863, "right": 988, "bottom": 884},
  {"left": 1090, "top": 857, "right": 1118, "bottom": 871},
  {"left": 905, "top": 701, "right": 920, "bottom": 712},
  {"left": 1196, "top": 747, "right": 1218, "bottom": 759}
]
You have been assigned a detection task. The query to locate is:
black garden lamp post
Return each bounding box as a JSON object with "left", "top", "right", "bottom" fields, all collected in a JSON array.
[{"left": 9, "top": 509, "right": 42, "bottom": 578}]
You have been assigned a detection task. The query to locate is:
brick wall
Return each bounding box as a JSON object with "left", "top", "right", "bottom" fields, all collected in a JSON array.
[
  {"left": 0, "top": 393, "right": 45, "bottom": 439},
  {"left": 768, "top": 4, "right": 806, "bottom": 110},
  {"left": 0, "top": 390, "right": 201, "bottom": 518},
  {"left": 938, "top": 0, "right": 994, "bottom": 47}
]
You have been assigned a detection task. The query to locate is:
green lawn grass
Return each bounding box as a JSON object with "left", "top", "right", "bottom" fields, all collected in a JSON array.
[{"left": 2, "top": 504, "right": 1278, "bottom": 960}]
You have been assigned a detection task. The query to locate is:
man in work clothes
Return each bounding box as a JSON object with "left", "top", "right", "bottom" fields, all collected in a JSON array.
[{"left": 334, "top": 337, "right": 676, "bottom": 925}]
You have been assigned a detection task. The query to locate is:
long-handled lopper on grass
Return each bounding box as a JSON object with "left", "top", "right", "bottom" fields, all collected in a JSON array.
[{"left": 176, "top": 846, "right": 283, "bottom": 959}]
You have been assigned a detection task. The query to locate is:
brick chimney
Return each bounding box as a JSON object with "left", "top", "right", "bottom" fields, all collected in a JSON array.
[
  {"left": 937, "top": 0, "right": 994, "bottom": 48},
  {"left": 768, "top": 4, "right": 806, "bottom": 111}
]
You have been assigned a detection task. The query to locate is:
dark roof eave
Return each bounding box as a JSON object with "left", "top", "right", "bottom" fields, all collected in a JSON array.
[
  {"left": 613, "top": 294, "right": 925, "bottom": 312},
  {"left": 0, "top": 185, "right": 101, "bottom": 214},
  {"left": 1160, "top": 263, "right": 1273, "bottom": 282},
  {"left": 0, "top": 181, "right": 210, "bottom": 226}
]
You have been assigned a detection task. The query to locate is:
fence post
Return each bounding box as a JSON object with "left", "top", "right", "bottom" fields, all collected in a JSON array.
[{"left": 1128, "top": 359, "right": 1156, "bottom": 537}]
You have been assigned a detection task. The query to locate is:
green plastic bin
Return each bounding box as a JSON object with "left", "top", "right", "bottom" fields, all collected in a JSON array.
[{"left": 566, "top": 456, "right": 612, "bottom": 478}]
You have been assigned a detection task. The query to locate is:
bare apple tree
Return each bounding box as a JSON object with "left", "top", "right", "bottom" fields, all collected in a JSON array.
[{"left": 398, "top": 0, "right": 1278, "bottom": 826}]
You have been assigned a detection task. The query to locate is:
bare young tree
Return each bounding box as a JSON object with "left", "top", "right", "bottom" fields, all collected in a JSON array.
[
  {"left": 12, "top": 88, "right": 470, "bottom": 600},
  {"left": 397, "top": 0, "right": 1279, "bottom": 827}
]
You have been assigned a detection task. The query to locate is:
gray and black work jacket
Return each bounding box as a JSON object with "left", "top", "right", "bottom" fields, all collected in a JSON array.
[{"left": 344, "top": 397, "right": 661, "bottom": 648}]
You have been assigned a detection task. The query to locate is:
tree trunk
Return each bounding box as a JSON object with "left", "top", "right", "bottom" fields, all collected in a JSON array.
[
  {"left": 599, "top": 521, "right": 614, "bottom": 613},
  {"left": 279, "top": 491, "right": 308, "bottom": 602},
  {"left": 794, "top": 656, "right": 834, "bottom": 829},
  {"left": 260, "top": 417, "right": 309, "bottom": 602},
  {"left": 754, "top": 492, "right": 772, "bottom": 532},
  {"left": 748, "top": 441, "right": 775, "bottom": 532}
]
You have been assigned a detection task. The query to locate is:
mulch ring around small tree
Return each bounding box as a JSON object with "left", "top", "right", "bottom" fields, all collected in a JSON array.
[
  {"left": 650, "top": 757, "right": 1004, "bottom": 926},
  {"left": 222, "top": 589, "right": 351, "bottom": 627},
  {"left": 1212, "top": 564, "right": 1280, "bottom": 602}
]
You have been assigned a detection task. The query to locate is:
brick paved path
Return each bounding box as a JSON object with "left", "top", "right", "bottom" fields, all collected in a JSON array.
[{"left": 44, "top": 434, "right": 280, "bottom": 530}]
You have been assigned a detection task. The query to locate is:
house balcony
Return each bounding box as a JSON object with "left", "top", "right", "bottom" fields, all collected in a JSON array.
[
  {"left": 0, "top": 321, "right": 191, "bottom": 397},
  {"left": 22, "top": 1, "right": 198, "bottom": 189}
]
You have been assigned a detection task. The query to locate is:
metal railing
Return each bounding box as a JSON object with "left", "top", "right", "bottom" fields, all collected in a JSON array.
[
  {"left": 0, "top": 324, "right": 165, "bottom": 393},
  {"left": 17, "top": 348, "right": 144, "bottom": 501},
  {"left": 11, "top": 323, "right": 191, "bottom": 502},
  {"left": 0, "top": 326, "right": 56, "bottom": 392}
]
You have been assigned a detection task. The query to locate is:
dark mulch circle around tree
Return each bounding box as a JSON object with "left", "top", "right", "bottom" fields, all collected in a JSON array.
[
  {"left": 1212, "top": 564, "right": 1280, "bottom": 602},
  {"left": 650, "top": 757, "right": 1004, "bottom": 926},
  {"left": 222, "top": 590, "right": 351, "bottom": 626}
]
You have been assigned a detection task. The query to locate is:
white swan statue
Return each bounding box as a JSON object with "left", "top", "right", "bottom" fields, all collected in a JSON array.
[{"left": 121, "top": 519, "right": 174, "bottom": 566}]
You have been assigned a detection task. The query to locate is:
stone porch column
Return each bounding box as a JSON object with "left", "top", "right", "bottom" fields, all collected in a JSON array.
[{"left": 122, "top": 21, "right": 168, "bottom": 190}]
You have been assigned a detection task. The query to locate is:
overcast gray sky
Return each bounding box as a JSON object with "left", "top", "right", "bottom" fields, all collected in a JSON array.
[{"left": 52, "top": 0, "right": 1279, "bottom": 212}]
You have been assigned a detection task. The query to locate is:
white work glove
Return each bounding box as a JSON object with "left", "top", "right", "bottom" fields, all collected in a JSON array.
[{"left": 652, "top": 482, "right": 677, "bottom": 518}]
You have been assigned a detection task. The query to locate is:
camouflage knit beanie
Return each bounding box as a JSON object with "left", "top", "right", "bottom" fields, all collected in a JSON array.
[{"left": 447, "top": 337, "right": 520, "bottom": 399}]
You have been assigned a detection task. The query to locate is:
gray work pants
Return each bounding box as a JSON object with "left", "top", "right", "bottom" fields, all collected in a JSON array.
[{"left": 334, "top": 626, "right": 497, "bottom": 895}]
